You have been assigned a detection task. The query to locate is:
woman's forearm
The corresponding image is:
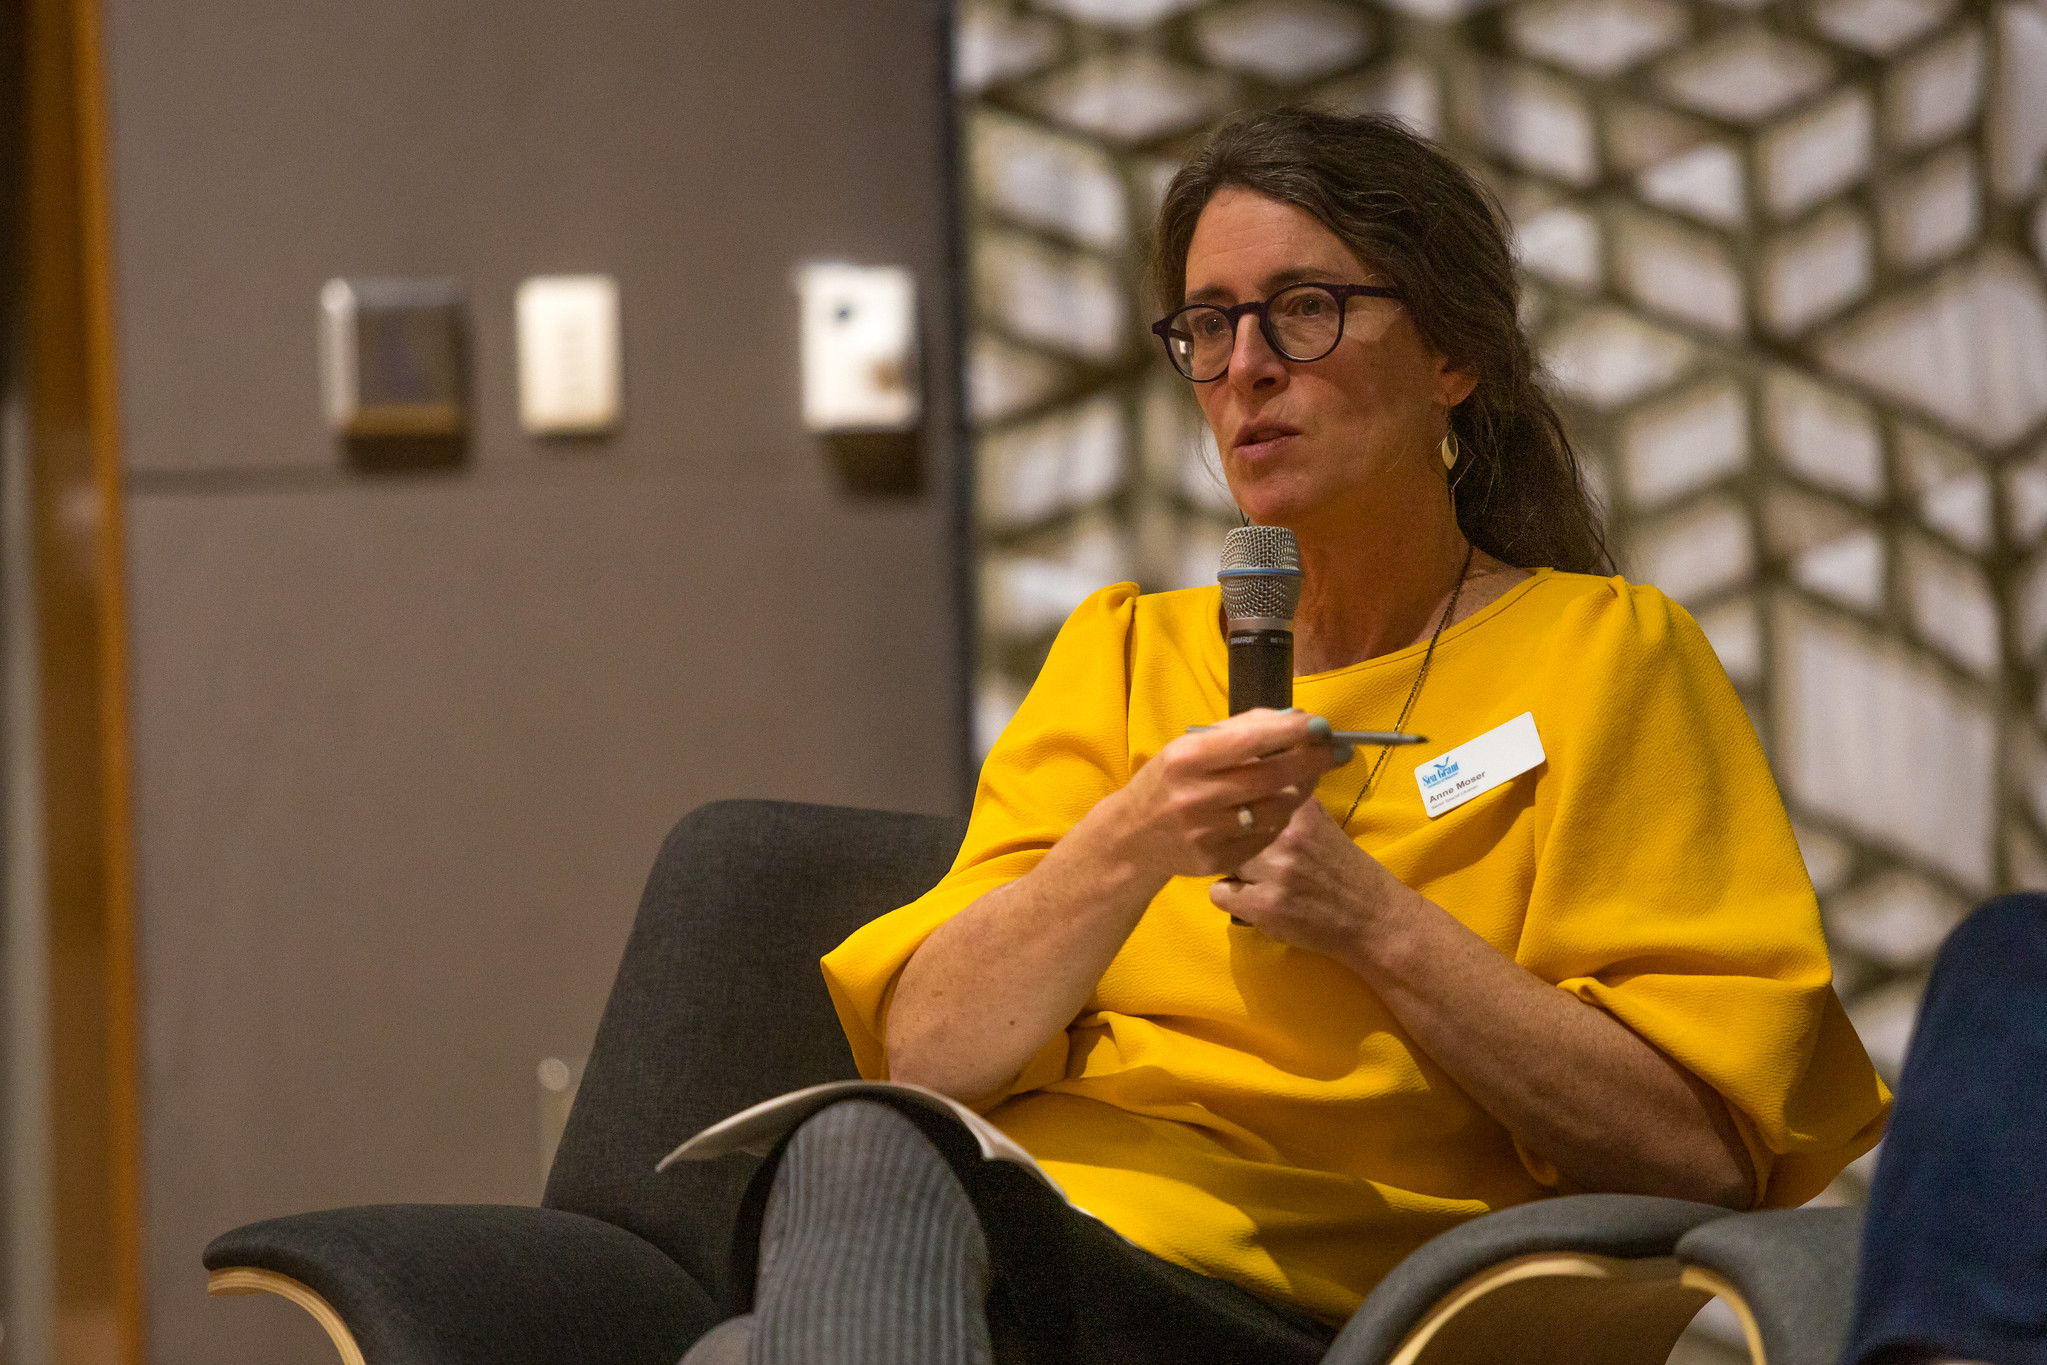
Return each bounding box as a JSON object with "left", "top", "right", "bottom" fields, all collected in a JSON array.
[
  {"left": 885, "top": 790, "right": 1169, "bottom": 1102},
  {"left": 1343, "top": 890, "right": 1756, "bottom": 1208}
]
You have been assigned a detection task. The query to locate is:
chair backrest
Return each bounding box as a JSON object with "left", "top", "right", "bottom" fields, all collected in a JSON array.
[{"left": 542, "top": 798, "right": 967, "bottom": 1307}]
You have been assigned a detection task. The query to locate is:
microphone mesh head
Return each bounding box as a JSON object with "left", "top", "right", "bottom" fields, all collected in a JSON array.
[{"left": 1219, "top": 526, "right": 1303, "bottom": 621}]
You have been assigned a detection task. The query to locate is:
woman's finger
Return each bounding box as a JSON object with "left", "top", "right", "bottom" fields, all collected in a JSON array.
[
  {"left": 1218, "top": 792, "right": 1299, "bottom": 836},
  {"left": 1180, "top": 708, "right": 1326, "bottom": 768},
  {"left": 1209, "top": 874, "right": 1271, "bottom": 918},
  {"left": 1184, "top": 795, "right": 1297, "bottom": 857},
  {"left": 1191, "top": 772, "right": 1328, "bottom": 852},
  {"left": 1201, "top": 746, "right": 1338, "bottom": 806}
]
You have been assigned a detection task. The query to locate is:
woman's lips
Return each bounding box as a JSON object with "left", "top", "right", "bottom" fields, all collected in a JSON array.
[{"left": 1233, "top": 430, "right": 1298, "bottom": 459}]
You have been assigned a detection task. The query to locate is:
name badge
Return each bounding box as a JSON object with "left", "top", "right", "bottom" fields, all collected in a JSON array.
[{"left": 1414, "top": 712, "right": 1545, "bottom": 818}]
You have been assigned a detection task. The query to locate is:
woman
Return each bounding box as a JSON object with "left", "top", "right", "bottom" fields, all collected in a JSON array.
[{"left": 684, "top": 109, "right": 1888, "bottom": 1365}]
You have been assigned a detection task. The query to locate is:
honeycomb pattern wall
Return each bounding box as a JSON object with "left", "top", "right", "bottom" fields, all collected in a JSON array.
[{"left": 959, "top": 0, "right": 2047, "bottom": 1194}]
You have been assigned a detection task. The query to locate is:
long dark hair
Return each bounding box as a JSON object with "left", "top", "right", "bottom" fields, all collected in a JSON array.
[{"left": 1150, "top": 108, "right": 1610, "bottom": 574}]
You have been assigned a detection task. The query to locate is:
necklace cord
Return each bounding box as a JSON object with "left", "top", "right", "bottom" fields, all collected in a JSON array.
[{"left": 1339, "top": 542, "right": 1477, "bottom": 828}]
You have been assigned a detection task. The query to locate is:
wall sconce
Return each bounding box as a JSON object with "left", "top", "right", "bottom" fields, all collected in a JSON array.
[
  {"left": 797, "top": 263, "right": 923, "bottom": 494},
  {"left": 319, "top": 277, "right": 467, "bottom": 438}
]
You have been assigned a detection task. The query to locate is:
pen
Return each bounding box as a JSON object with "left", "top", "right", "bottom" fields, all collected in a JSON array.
[{"left": 1184, "top": 726, "right": 1427, "bottom": 746}]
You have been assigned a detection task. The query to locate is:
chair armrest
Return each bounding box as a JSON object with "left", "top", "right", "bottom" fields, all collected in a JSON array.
[
  {"left": 204, "top": 1204, "right": 722, "bottom": 1365},
  {"left": 1675, "top": 1206, "right": 1864, "bottom": 1365}
]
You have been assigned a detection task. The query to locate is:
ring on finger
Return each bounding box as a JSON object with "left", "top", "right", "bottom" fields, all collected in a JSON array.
[{"left": 1237, "top": 805, "right": 1256, "bottom": 830}]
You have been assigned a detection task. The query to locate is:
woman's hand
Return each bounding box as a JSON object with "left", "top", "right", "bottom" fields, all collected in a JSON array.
[
  {"left": 887, "top": 707, "right": 1338, "bottom": 1103},
  {"left": 1107, "top": 708, "right": 1343, "bottom": 882},
  {"left": 1210, "top": 798, "right": 1415, "bottom": 959}
]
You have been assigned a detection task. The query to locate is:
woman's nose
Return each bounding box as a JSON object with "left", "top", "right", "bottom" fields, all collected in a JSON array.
[{"left": 1229, "top": 314, "right": 1285, "bottom": 387}]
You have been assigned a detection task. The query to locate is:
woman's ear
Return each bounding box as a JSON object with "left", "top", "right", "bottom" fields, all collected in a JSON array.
[{"left": 1435, "top": 356, "right": 1479, "bottom": 410}]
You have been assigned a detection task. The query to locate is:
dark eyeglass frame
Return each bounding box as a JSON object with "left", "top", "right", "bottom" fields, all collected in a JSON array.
[{"left": 1150, "top": 283, "right": 1401, "bottom": 382}]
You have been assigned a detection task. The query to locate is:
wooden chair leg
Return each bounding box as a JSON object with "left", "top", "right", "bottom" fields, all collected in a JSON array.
[
  {"left": 1388, "top": 1252, "right": 1715, "bottom": 1365},
  {"left": 208, "top": 1267, "right": 366, "bottom": 1365}
]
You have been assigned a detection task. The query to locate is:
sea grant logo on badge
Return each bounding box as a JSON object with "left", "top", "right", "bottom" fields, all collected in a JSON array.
[{"left": 1414, "top": 713, "right": 1545, "bottom": 818}]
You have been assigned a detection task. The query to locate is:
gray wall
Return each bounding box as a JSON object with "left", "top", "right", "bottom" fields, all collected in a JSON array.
[{"left": 100, "top": 4, "right": 964, "bottom": 1362}]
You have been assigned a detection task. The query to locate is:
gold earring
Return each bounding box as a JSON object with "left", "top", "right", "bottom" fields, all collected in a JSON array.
[{"left": 1440, "top": 431, "right": 1459, "bottom": 470}]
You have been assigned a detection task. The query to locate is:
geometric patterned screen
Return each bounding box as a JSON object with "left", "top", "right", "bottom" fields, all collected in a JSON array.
[{"left": 959, "top": 0, "right": 2047, "bottom": 1199}]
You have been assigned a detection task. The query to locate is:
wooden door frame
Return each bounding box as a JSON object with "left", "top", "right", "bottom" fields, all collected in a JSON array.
[{"left": 21, "top": 0, "right": 143, "bottom": 1356}]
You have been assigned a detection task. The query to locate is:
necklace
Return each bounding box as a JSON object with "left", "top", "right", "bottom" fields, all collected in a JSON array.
[{"left": 1339, "top": 542, "right": 1476, "bottom": 828}]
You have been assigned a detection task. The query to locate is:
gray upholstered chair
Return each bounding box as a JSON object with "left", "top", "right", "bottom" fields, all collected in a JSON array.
[{"left": 205, "top": 799, "right": 1865, "bottom": 1365}]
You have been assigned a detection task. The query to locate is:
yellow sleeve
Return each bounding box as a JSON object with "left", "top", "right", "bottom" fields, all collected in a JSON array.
[
  {"left": 820, "top": 582, "right": 1141, "bottom": 1106},
  {"left": 1512, "top": 582, "right": 1890, "bottom": 1207}
]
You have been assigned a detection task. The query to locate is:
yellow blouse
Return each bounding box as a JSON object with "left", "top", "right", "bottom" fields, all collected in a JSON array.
[{"left": 823, "top": 570, "right": 1890, "bottom": 1323}]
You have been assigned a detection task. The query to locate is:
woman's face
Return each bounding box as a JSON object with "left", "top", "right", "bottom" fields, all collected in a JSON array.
[{"left": 1181, "top": 187, "right": 1475, "bottom": 532}]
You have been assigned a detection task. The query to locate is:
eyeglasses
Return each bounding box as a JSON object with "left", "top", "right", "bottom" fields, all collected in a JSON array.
[{"left": 1151, "top": 283, "right": 1400, "bottom": 382}]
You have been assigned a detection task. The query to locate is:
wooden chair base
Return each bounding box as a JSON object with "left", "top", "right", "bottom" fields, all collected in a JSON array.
[
  {"left": 207, "top": 1267, "right": 365, "bottom": 1365},
  {"left": 1680, "top": 1265, "right": 1769, "bottom": 1364},
  {"left": 1388, "top": 1252, "right": 1716, "bottom": 1365}
]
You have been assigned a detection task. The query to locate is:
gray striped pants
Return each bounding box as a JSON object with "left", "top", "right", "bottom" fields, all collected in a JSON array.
[
  {"left": 680, "top": 1097, "right": 1335, "bottom": 1365},
  {"left": 680, "top": 1099, "right": 993, "bottom": 1365}
]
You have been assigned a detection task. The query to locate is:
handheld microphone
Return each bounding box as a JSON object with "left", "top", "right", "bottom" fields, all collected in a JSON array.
[{"left": 1219, "top": 526, "right": 1303, "bottom": 714}]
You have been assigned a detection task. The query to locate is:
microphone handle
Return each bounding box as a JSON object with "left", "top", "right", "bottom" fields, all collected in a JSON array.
[{"left": 1228, "top": 629, "right": 1293, "bottom": 714}]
